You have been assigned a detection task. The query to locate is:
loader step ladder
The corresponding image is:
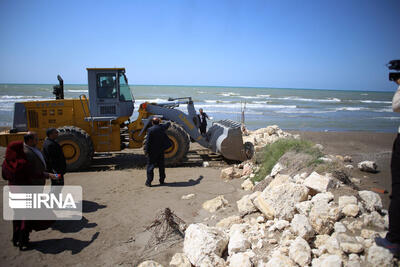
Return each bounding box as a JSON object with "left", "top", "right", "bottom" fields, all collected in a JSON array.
[{"left": 96, "top": 119, "right": 113, "bottom": 152}]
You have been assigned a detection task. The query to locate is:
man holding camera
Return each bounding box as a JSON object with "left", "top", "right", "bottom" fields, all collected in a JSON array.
[{"left": 375, "top": 60, "right": 400, "bottom": 256}]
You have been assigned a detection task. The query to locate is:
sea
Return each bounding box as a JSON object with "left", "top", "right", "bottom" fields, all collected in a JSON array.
[{"left": 0, "top": 84, "right": 398, "bottom": 133}]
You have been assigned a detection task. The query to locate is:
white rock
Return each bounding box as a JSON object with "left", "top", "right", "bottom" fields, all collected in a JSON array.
[
  {"left": 169, "top": 253, "right": 191, "bottom": 267},
  {"left": 345, "top": 165, "right": 354, "bottom": 170},
  {"left": 291, "top": 214, "right": 315, "bottom": 241},
  {"left": 337, "top": 233, "right": 363, "bottom": 254},
  {"left": 342, "top": 204, "right": 359, "bottom": 217},
  {"left": 137, "top": 261, "right": 163, "bottom": 267},
  {"left": 256, "top": 216, "right": 265, "bottom": 223},
  {"left": 203, "top": 161, "right": 210, "bottom": 167},
  {"left": 265, "top": 253, "right": 296, "bottom": 267},
  {"left": 360, "top": 229, "right": 378, "bottom": 239},
  {"left": 325, "top": 235, "right": 342, "bottom": 255},
  {"left": 314, "top": 234, "right": 330, "bottom": 247},
  {"left": 183, "top": 223, "right": 228, "bottom": 266},
  {"left": 314, "top": 144, "right": 324, "bottom": 150},
  {"left": 312, "top": 254, "right": 342, "bottom": 267},
  {"left": 228, "top": 252, "right": 252, "bottom": 267},
  {"left": 361, "top": 211, "right": 386, "bottom": 229},
  {"left": 241, "top": 179, "right": 254, "bottom": 191},
  {"left": 269, "top": 220, "right": 290, "bottom": 231},
  {"left": 338, "top": 195, "right": 358, "bottom": 209},
  {"left": 344, "top": 155, "right": 353, "bottom": 162},
  {"left": 309, "top": 200, "right": 341, "bottom": 235},
  {"left": 237, "top": 191, "right": 260, "bottom": 215},
  {"left": 203, "top": 195, "right": 228, "bottom": 212},
  {"left": 334, "top": 222, "right": 347, "bottom": 233},
  {"left": 253, "top": 183, "right": 309, "bottom": 221},
  {"left": 289, "top": 237, "right": 311, "bottom": 266},
  {"left": 266, "top": 174, "right": 291, "bottom": 191},
  {"left": 311, "top": 191, "right": 334, "bottom": 204},
  {"left": 358, "top": 161, "right": 377, "bottom": 172},
  {"left": 350, "top": 178, "right": 361, "bottom": 184},
  {"left": 270, "top": 162, "right": 284, "bottom": 177},
  {"left": 181, "top": 193, "right": 195, "bottom": 200},
  {"left": 367, "top": 245, "right": 393, "bottom": 266},
  {"left": 358, "top": 190, "right": 382, "bottom": 212},
  {"left": 295, "top": 200, "right": 313, "bottom": 216},
  {"left": 228, "top": 230, "right": 251, "bottom": 255},
  {"left": 319, "top": 157, "right": 333, "bottom": 163},
  {"left": 242, "top": 162, "right": 253, "bottom": 177},
  {"left": 216, "top": 215, "right": 242, "bottom": 229},
  {"left": 220, "top": 167, "right": 242, "bottom": 179},
  {"left": 303, "top": 171, "right": 335, "bottom": 193}
]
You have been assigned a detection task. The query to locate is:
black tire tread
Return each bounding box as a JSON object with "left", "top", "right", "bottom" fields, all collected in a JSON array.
[
  {"left": 164, "top": 123, "right": 190, "bottom": 166},
  {"left": 57, "top": 126, "right": 94, "bottom": 171}
]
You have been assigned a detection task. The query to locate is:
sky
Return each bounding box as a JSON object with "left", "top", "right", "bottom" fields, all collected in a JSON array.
[{"left": 0, "top": 0, "right": 399, "bottom": 91}]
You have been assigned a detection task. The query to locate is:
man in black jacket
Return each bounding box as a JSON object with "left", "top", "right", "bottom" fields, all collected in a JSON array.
[
  {"left": 42, "top": 128, "right": 66, "bottom": 186},
  {"left": 197, "top": 108, "right": 209, "bottom": 135},
  {"left": 144, "top": 118, "right": 171, "bottom": 187}
]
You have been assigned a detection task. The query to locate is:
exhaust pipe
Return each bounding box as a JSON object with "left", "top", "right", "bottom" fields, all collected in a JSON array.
[{"left": 207, "top": 119, "right": 254, "bottom": 161}]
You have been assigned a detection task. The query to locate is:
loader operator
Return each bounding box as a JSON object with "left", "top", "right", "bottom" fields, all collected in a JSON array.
[
  {"left": 197, "top": 108, "right": 210, "bottom": 135},
  {"left": 144, "top": 117, "right": 172, "bottom": 187}
]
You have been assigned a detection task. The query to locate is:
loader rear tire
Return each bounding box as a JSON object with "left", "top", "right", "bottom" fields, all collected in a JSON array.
[
  {"left": 57, "top": 126, "right": 94, "bottom": 171},
  {"left": 164, "top": 123, "right": 190, "bottom": 166}
]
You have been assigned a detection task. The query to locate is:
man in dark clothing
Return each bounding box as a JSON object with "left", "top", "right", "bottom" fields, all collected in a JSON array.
[
  {"left": 42, "top": 128, "right": 66, "bottom": 186},
  {"left": 197, "top": 108, "right": 210, "bottom": 135},
  {"left": 144, "top": 118, "right": 171, "bottom": 187},
  {"left": 375, "top": 77, "right": 400, "bottom": 256}
]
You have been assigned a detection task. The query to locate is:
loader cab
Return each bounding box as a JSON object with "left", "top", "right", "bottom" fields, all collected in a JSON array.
[{"left": 87, "top": 68, "right": 134, "bottom": 119}]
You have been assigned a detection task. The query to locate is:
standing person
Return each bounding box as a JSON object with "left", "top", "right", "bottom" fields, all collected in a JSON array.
[
  {"left": 2, "top": 136, "right": 56, "bottom": 250},
  {"left": 42, "top": 128, "right": 66, "bottom": 186},
  {"left": 375, "top": 77, "right": 400, "bottom": 255},
  {"left": 144, "top": 117, "right": 171, "bottom": 187},
  {"left": 197, "top": 108, "right": 210, "bottom": 135}
]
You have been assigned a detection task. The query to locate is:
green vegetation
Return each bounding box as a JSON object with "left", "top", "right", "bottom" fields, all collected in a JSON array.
[{"left": 252, "top": 138, "right": 323, "bottom": 183}]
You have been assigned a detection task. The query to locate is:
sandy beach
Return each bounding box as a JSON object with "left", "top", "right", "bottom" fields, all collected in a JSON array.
[{"left": 0, "top": 130, "right": 396, "bottom": 266}]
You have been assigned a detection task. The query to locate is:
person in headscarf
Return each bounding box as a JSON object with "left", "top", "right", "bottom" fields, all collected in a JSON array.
[{"left": 2, "top": 137, "right": 56, "bottom": 250}]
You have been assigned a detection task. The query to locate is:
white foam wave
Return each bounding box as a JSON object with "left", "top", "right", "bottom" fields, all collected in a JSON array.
[
  {"left": 269, "top": 96, "right": 341, "bottom": 102},
  {"left": 238, "top": 95, "right": 262, "bottom": 99},
  {"left": 217, "top": 92, "right": 240, "bottom": 97},
  {"left": 256, "top": 94, "right": 271, "bottom": 98},
  {"left": 67, "top": 89, "right": 88, "bottom": 93},
  {"left": 198, "top": 103, "right": 296, "bottom": 109},
  {"left": 373, "top": 117, "right": 400, "bottom": 120},
  {"left": 135, "top": 98, "right": 168, "bottom": 103},
  {"left": 0, "top": 95, "right": 42, "bottom": 99},
  {"left": 360, "top": 100, "right": 391, "bottom": 104}
]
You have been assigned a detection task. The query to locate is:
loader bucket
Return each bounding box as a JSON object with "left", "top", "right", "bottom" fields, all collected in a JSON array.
[{"left": 206, "top": 120, "right": 254, "bottom": 162}]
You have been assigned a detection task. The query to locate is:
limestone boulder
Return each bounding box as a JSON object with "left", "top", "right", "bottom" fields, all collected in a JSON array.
[
  {"left": 241, "top": 179, "right": 254, "bottom": 191},
  {"left": 216, "top": 215, "right": 243, "bottom": 229},
  {"left": 228, "top": 253, "right": 252, "bottom": 267},
  {"left": 290, "top": 214, "right": 315, "bottom": 241},
  {"left": 367, "top": 245, "right": 393, "bottom": 266},
  {"left": 309, "top": 200, "right": 341, "bottom": 235},
  {"left": 169, "top": 253, "right": 191, "bottom": 267},
  {"left": 265, "top": 174, "right": 291, "bottom": 191},
  {"left": 181, "top": 193, "right": 195, "bottom": 200},
  {"left": 253, "top": 183, "right": 309, "bottom": 221},
  {"left": 137, "top": 261, "right": 163, "bottom": 267},
  {"left": 236, "top": 191, "right": 260, "bottom": 215},
  {"left": 228, "top": 230, "right": 251, "bottom": 255},
  {"left": 183, "top": 223, "right": 228, "bottom": 266},
  {"left": 270, "top": 162, "right": 284, "bottom": 177},
  {"left": 295, "top": 200, "right": 313, "bottom": 216},
  {"left": 357, "top": 161, "right": 377, "bottom": 172},
  {"left": 303, "top": 171, "right": 334, "bottom": 194},
  {"left": 203, "top": 195, "right": 228, "bottom": 212},
  {"left": 289, "top": 237, "right": 311, "bottom": 266},
  {"left": 312, "top": 254, "right": 342, "bottom": 267},
  {"left": 338, "top": 195, "right": 357, "bottom": 210},
  {"left": 242, "top": 162, "right": 254, "bottom": 177},
  {"left": 265, "top": 253, "right": 296, "bottom": 267},
  {"left": 337, "top": 233, "right": 364, "bottom": 254},
  {"left": 220, "top": 167, "right": 242, "bottom": 180},
  {"left": 342, "top": 204, "right": 359, "bottom": 217},
  {"left": 358, "top": 190, "right": 382, "bottom": 212}
]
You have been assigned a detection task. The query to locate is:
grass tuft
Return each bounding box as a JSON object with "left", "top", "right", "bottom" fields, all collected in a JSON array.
[{"left": 252, "top": 138, "right": 323, "bottom": 183}]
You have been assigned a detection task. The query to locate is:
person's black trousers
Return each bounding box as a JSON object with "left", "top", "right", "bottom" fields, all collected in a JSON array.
[
  {"left": 146, "top": 154, "right": 166, "bottom": 184},
  {"left": 200, "top": 125, "right": 207, "bottom": 135},
  {"left": 387, "top": 133, "right": 400, "bottom": 244}
]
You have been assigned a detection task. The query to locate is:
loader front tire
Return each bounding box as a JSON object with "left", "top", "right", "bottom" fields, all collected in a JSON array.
[
  {"left": 164, "top": 123, "right": 190, "bottom": 166},
  {"left": 57, "top": 126, "right": 94, "bottom": 171}
]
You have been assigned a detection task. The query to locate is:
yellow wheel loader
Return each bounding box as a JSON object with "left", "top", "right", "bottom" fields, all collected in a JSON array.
[{"left": 0, "top": 68, "right": 254, "bottom": 171}]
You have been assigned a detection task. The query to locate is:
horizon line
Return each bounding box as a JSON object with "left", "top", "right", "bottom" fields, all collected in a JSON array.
[{"left": 0, "top": 82, "right": 394, "bottom": 93}]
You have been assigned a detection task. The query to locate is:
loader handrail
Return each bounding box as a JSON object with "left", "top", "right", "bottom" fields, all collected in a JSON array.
[{"left": 79, "top": 94, "right": 92, "bottom": 120}]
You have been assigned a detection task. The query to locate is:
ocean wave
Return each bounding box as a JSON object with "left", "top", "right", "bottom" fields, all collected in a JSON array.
[
  {"left": 256, "top": 94, "right": 271, "bottom": 98},
  {"left": 0, "top": 95, "right": 43, "bottom": 99},
  {"left": 334, "top": 107, "right": 367, "bottom": 111},
  {"left": 67, "top": 89, "right": 88, "bottom": 93},
  {"left": 135, "top": 98, "right": 168, "bottom": 103},
  {"left": 217, "top": 92, "right": 240, "bottom": 97},
  {"left": 268, "top": 96, "right": 341, "bottom": 102},
  {"left": 198, "top": 103, "right": 297, "bottom": 110},
  {"left": 204, "top": 100, "right": 231, "bottom": 103},
  {"left": 360, "top": 100, "right": 391, "bottom": 104},
  {"left": 373, "top": 117, "right": 400, "bottom": 120},
  {"left": 275, "top": 109, "right": 336, "bottom": 114},
  {"left": 238, "top": 95, "right": 262, "bottom": 99}
]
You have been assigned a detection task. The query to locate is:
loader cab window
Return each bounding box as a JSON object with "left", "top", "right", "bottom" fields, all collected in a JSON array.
[
  {"left": 97, "top": 73, "right": 117, "bottom": 99},
  {"left": 118, "top": 73, "right": 132, "bottom": 101}
]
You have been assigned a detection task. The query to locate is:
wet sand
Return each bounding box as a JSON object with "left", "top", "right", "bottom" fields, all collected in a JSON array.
[{"left": 0, "top": 131, "right": 396, "bottom": 266}]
